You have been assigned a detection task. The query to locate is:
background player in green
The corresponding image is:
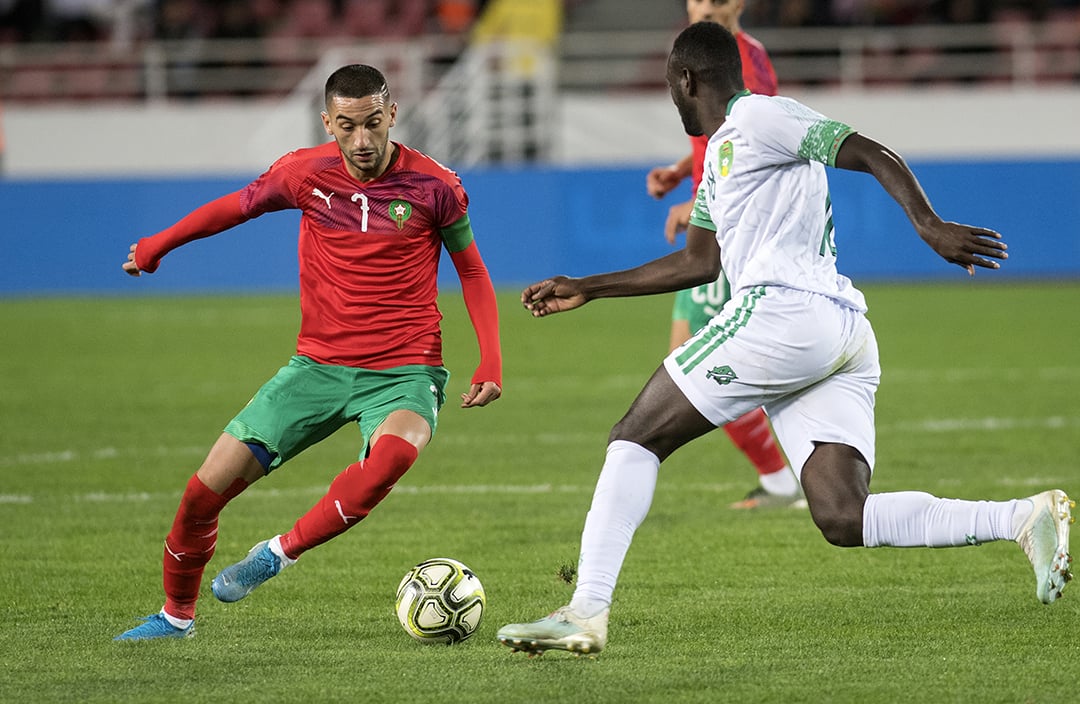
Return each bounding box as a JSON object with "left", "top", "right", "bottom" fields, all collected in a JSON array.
[
  {"left": 115, "top": 64, "right": 503, "bottom": 641},
  {"left": 497, "top": 22, "right": 1072, "bottom": 657},
  {"left": 647, "top": 0, "right": 799, "bottom": 509}
]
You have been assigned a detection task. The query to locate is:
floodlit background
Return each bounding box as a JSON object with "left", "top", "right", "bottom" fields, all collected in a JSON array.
[{"left": 2, "top": 0, "right": 1079, "bottom": 293}]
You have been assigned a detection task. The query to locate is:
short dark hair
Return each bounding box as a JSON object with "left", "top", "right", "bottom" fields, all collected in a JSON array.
[
  {"left": 324, "top": 64, "right": 391, "bottom": 105},
  {"left": 669, "top": 21, "right": 744, "bottom": 92}
]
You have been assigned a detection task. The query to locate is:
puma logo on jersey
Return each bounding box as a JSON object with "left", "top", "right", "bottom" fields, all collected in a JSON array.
[
  {"left": 335, "top": 499, "right": 357, "bottom": 525},
  {"left": 164, "top": 540, "right": 186, "bottom": 562},
  {"left": 312, "top": 188, "right": 334, "bottom": 209}
]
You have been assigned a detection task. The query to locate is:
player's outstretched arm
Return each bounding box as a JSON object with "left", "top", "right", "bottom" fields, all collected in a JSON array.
[
  {"left": 522, "top": 225, "right": 720, "bottom": 318},
  {"left": 448, "top": 239, "right": 502, "bottom": 409},
  {"left": 120, "top": 192, "right": 249, "bottom": 277},
  {"left": 833, "top": 133, "right": 1007, "bottom": 275}
]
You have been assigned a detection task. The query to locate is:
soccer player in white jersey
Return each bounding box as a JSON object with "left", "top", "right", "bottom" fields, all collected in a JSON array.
[{"left": 496, "top": 21, "right": 1073, "bottom": 656}]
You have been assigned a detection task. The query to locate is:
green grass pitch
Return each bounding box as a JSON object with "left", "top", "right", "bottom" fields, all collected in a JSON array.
[{"left": 1, "top": 282, "right": 1077, "bottom": 703}]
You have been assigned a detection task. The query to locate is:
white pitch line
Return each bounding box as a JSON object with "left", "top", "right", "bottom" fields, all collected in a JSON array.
[
  {"left": 0, "top": 445, "right": 208, "bottom": 468},
  {"left": 886, "top": 366, "right": 1080, "bottom": 383},
  {"left": 2, "top": 416, "right": 1076, "bottom": 471},
  {"left": 3, "top": 482, "right": 766, "bottom": 506},
  {"left": 879, "top": 416, "right": 1079, "bottom": 433}
]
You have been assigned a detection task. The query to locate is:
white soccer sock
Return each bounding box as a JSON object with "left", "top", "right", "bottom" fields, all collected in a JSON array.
[
  {"left": 759, "top": 465, "right": 799, "bottom": 496},
  {"left": 569, "top": 440, "right": 659, "bottom": 616},
  {"left": 161, "top": 609, "right": 193, "bottom": 629},
  {"left": 268, "top": 535, "right": 298, "bottom": 568},
  {"left": 862, "top": 491, "right": 1022, "bottom": 547}
]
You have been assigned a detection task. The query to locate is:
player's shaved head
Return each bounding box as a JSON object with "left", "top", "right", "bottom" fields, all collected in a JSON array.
[
  {"left": 325, "top": 64, "right": 391, "bottom": 106},
  {"left": 668, "top": 21, "right": 744, "bottom": 93}
]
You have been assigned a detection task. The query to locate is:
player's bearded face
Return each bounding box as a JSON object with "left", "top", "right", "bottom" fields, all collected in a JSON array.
[{"left": 323, "top": 94, "right": 397, "bottom": 180}]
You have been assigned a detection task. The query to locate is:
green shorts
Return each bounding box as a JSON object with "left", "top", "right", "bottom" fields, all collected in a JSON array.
[
  {"left": 224, "top": 356, "right": 449, "bottom": 471},
  {"left": 672, "top": 272, "right": 732, "bottom": 334}
]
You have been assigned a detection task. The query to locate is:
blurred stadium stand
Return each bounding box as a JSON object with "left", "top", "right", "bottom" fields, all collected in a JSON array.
[
  {"left": 2, "top": 1, "right": 1079, "bottom": 166},
  {"left": 3, "top": 1, "right": 1079, "bottom": 98}
]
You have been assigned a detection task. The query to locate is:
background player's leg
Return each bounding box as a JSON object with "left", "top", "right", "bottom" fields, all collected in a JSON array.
[{"left": 724, "top": 407, "right": 801, "bottom": 509}]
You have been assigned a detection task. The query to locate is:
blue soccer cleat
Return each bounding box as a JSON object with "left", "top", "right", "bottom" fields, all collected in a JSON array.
[
  {"left": 114, "top": 612, "right": 193, "bottom": 641},
  {"left": 211, "top": 539, "right": 282, "bottom": 603}
]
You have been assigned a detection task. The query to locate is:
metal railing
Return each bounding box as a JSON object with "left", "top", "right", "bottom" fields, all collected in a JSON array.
[
  {"left": 3, "top": 21, "right": 1077, "bottom": 165},
  {"left": 3, "top": 21, "right": 1077, "bottom": 104},
  {"left": 557, "top": 22, "right": 1080, "bottom": 91},
  {"left": 403, "top": 40, "right": 556, "bottom": 164},
  {"left": 0, "top": 35, "right": 466, "bottom": 103}
]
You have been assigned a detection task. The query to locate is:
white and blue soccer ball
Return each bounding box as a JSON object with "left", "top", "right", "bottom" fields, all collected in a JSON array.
[{"left": 395, "top": 558, "right": 485, "bottom": 644}]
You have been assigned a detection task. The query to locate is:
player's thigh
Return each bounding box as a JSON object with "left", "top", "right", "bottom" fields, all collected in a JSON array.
[
  {"left": 224, "top": 356, "right": 353, "bottom": 471},
  {"left": 197, "top": 433, "right": 267, "bottom": 490},
  {"left": 610, "top": 364, "right": 717, "bottom": 461},
  {"left": 767, "top": 313, "right": 880, "bottom": 479},
  {"left": 369, "top": 409, "right": 432, "bottom": 452},
  {"left": 347, "top": 365, "right": 450, "bottom": 458}
]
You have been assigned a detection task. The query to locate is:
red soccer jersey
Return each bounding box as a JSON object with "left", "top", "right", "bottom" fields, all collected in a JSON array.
[
  {"left": 690, "top": 30, "right": 778, "bottom": 192},
  {"left": 238, "top": 140, "right": 469, "bottom": 369}
]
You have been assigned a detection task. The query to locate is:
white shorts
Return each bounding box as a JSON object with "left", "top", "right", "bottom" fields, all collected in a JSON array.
[{"left": 662, "top": 285, "right": 880, "bottom": 477}]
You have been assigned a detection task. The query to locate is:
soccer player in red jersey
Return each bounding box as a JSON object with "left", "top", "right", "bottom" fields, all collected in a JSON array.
[
  {"left": 646, "top": 0, "right": 799, "bottom": 510},
  {"left": 115, "top": 64, "right": 503, "bottom": 641}
]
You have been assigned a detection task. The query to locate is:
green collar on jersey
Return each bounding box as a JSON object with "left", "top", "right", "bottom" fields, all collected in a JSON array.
[{"left": 726, "top": 89, "right": 751, "bottom": 115}]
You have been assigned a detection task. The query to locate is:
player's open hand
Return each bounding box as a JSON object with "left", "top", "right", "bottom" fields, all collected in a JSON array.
[
  {"left": 918, "top": 220, "right": 1007, "bottom": 276},
  {"left": 521, "top": 276, "right": 587, "bottom": 317},
  {"left": 460, "top": 381, "right": 501, "bottom": 408},
  {"left": 647, "top": 165, "right": 682, "bottom": 199},
  {"left": 664, "top": 200, "right": 693, "bottom": 244},
  {"left": 122, "top": 243, "right": 142, "bottom": 277}
]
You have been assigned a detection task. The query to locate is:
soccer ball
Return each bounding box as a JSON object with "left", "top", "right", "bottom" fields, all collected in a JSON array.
[{"left": 395, "top": 558, "right": 485, "bottom": 644}]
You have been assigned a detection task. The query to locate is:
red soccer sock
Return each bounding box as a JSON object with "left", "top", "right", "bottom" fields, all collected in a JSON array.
[
  {"left": 162, "top": 474, "right": 248, "bottom": 621},
  {"left": 723, "top": 407, "right": 788, "bottom": 476},
  {"left": 279, "top": 435, "right": 419, "bottom": 559}
]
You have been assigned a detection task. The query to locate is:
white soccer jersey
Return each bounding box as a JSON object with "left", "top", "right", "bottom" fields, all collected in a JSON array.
[{"left": 689, "top": 91, "right": 867, "bottom": 312}]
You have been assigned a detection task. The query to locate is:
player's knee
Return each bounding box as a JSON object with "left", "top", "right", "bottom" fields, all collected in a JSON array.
[
  {"left": 608, "top": 419, "right": 630, "bottom": 445},
  {"left": 811, "top": 507, "right": 864, "bottom": 547},
  {"left": 334, "top": 435, "right": 420, "bottom": 516}
]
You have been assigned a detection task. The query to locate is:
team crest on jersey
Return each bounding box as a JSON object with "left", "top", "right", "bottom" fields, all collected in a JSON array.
[
  {"left": 389, "top": 199, "right": 413, "bottom": 230},
  {"left": 718, "top": 141, "right": 734, "bottom": 178},
  {"left": 705, "top": 364, "right": 737, "bottom": 385}
]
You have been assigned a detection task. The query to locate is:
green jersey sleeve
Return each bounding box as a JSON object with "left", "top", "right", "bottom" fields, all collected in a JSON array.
[
  {"left": 688, "top": 182, "right": 718, "bottom": 232},
  {"left": 797, "top": 119, "right": 856, "bottom": 167}
]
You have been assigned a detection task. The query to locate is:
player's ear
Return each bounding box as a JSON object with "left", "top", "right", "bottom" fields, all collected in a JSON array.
[
  {"left": 388, "top": 102, "right": 398, "bottom": 128},
  {"left": 680, "top": 67, "right": 697, "bottom": 97},
  {"left": 321, "top": 111, "right": 333, "bottom": 136}
]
